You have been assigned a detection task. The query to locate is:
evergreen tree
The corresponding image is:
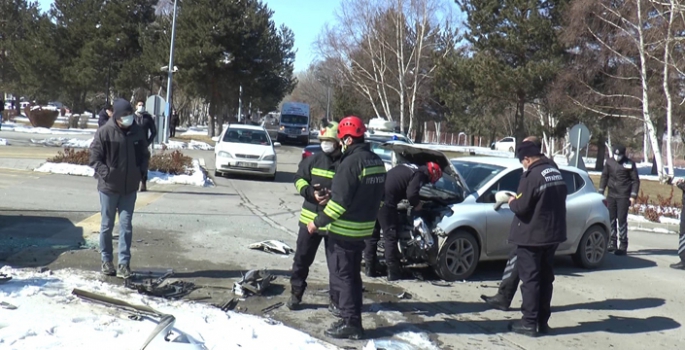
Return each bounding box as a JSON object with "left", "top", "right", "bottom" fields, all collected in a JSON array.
[{"left": 456, "top": 0, "right": 568, "bottom": 144}]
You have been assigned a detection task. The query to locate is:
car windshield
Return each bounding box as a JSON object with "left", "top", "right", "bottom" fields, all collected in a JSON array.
[
  {"left": 369, "top": 142, "right": 392, "bottom": 161},
  {"left": 281, "top": 114, "right": 308, "bottom": 125},
  {"left": 451, "top": 160, "right": 506, "bottom": 192},
  {"left": 223, "top": 128, "right": 271, "bottom": 145}
]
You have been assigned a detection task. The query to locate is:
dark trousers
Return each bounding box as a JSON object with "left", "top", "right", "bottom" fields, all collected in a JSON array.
[
  {"left": 607, "top": 196, "right": 630, "bottom": 243},
  {"left": 679, "top": 213, "right": 685, "bottom": 262},
  {"left": 170, "top": 125, "right": 177, "bottom": 137},
  {"left": 290, "top": 225, "right": 329, "bottom": 294},
  {"left": 517, "top": 244, "right": 558, "bottom": 328},
  {"left": 363, "top": 220, "right": 382, "bottom": 262},
  {"left": 498, "top": 248, "right": 520, "bottom": 304},
  {"left": 378, "top": 205, "right": 401, "bottom": 268},
  {"left": 327, "top": 236, "right": 365, "bottom": 326}
]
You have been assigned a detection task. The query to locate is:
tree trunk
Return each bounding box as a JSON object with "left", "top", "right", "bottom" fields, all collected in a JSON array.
[
  {"left": 514, "top": 94, "right": 527, "bottom": 155},
  {"left": 595, "top": 131, "right": 606, "bottom": 172},
  {"left": 651, "top": 119, "right": 665, "bottom": 175}
]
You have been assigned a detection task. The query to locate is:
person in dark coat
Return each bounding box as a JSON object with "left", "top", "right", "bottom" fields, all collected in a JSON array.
[
  {"left": 481, "top": 136, "right": 559, "bottom": 311},
  {"left": 598, "top": 145, "right": 640, "bottom": 255},
  {"left": 89, "top": 98, "right": 149, "bottom": 279},
  {"left": 134, "top": 100, "right": 158, "bottom": 192},
  {"left": 170, "top": 109, "right": 180, "bottom": 138},
  {"left": 506, "top": 140, "right": 567, "bottom": 337},
  {"left": 97, "top": 104, "right": 113, "bottom": 128},
  {"left": 672, "top": 179, "right": 685, "bottom": 270}
]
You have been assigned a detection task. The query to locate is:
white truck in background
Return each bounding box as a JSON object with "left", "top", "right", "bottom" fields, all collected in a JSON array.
[{"left": 277, "top": 102, "right": 310, "bottom": 145}]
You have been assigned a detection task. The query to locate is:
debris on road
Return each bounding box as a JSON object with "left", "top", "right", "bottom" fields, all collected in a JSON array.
[
  {"left": 369, "top": 289, "right": 413, "bottom": 300},
  {"left": 215, "top": 298, "right": 239, "bottom": 312},
  {"left": 248, "top": 240, "right": 294, "bottom": 255},
  {"left": 233, "top": 269, "right": 277, "bottom": 297},
  {"left": 1, "top": 301, "right": 17, "bottom": 310},
  {"left": 72, "top": 288, "right": 162, "bottom": 318},
  {"left": 124, "top": 270, "right": 196, "bottom": 300},
  {"left": 261, "top": 302, "right": 284, "bottom": 314},
  {"left": 0, "top": 273, "right": 11, "bottom": 283},
  {"left": 429, "top": 281, "right": 451, "bottom": 287}
]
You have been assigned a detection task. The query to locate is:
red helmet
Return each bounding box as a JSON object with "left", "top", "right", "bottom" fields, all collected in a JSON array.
[
  {"left": 426, "top": 162, "right": 442, "bottom": 183},
  {"left": 337, "top": 116, "right": 366, "bottom": 139}
]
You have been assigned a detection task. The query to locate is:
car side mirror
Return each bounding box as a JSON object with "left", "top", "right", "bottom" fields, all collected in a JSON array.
[
  {"left": 493, "top": 190, "right": 515, "bottom": 211},
  {"left": 273, "top": 142, "right": 281, "bottom": 148},
  {"left": 211, "top": 136, "right": 219, "bottom": 142}
]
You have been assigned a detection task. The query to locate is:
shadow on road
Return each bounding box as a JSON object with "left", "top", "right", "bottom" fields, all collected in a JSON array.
[
  {"left": 630, "top": 248, "right": 678, "bottom": 257},
  {"left": 0, "top": 214, "right": 83, "bottom": 267}
]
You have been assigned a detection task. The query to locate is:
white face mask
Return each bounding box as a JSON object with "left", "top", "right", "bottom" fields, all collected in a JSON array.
[
  {"left": 613, "top": 154, "right": 623, "bottom": 161},
  {"left": 119, "top": 114, "right": 134, "bottom": 127},
  {"left": 136, "top": 105, "right": 145, "bottom": 113},
  {"left": 321, "top": 141, "right": 336, "bottom": 154}
]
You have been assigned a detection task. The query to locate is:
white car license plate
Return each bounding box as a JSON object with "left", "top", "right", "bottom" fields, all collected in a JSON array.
[{"left": 237, "top": 162, "right": 257, "bottom": 168}]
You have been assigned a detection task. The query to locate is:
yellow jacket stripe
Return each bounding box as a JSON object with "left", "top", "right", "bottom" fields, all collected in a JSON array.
[
  {"left": 311, "top": 168, "right": 335, "bottom": 178},
  {"left": 328, "top": 219, "right": 376, "bottom": 238},
  {"left": 299, "top": 208, "right": 329, "bottom": 230},
  {"left": 295, "top": 179, "right": 309, "bottom": 192},
  {"left": 323, "top": 200, "right": 346, "bottom": 220},
  {"left": 359, "top": 165, "right": 387, "bottom": 178}
]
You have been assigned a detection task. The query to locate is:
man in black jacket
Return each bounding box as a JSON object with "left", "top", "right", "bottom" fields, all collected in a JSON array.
[
  {"left": 671, "top": 179, "right": 685, "bottom": 270},
  {"left": 506, "top": 140, "right": 567, "bottom": 337},
  {"left": 97, "top": 104, "right": 113, "bottom": 128},
  {"left": 307, "top": 116, "right": 386, "bottom": 340},
  {"left": 365, "top": 161, "right": 442, "bottom": 281},
  {"left": 287, "top": 122, "right": 342, "bottom": 314},
  {"left": 89, "top": 98, "right": 150, "bottom": 279},
  {"left": 134, "top": 100, "right": 158, "bottom": 192},
  {"left": 481, "top": 136, "right": 558, "bottom": 311},
  {"left": 599, "top": 145, "right": 640, "bottom": 255}
]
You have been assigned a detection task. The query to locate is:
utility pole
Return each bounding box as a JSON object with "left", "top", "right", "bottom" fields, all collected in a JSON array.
[
  {"left": 163, "top": 0, "right": 179, "bottom": 144},
  {"left": 237, "top": 85, "right": 243, "bottom": 123}
]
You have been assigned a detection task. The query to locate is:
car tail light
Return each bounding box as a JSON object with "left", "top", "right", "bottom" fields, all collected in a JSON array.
[
  {"left": 602, "top": 199, "right": 608, "bottom": 208},
  {"left": 302, "top": 150, "right": 312, "bottom": 159}
]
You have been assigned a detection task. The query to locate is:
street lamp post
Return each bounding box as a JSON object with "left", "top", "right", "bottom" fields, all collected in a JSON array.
[{"left": 163, "top": 0, "right": 179, "bottom": 144}]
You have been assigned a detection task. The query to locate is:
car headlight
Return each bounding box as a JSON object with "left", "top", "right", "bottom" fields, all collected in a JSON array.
[
  {"left": 263, "top": 155, "right": 275, "bottom": 161},
  {"left": 279, "top": 126, "right": 285, "bottom": 131},
  {"left": 218, "top": 151, "right": 233, "bottom": 158},
  {"left": 301, "top": 127, "right": 306, "bottom": 133}
]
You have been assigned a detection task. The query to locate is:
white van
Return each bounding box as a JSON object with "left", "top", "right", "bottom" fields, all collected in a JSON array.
[{"left": 277, "top": 102, "right": 310, "bottom": 145}]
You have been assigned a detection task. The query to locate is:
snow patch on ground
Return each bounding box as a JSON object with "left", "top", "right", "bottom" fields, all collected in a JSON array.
[
  {"left": 2, "top": 124, "right": 96, "bottom": 135},
  {"left": 0, "top": 267, "right": 335, "bottom": 350},
  {"left": 628, "top": 214, "right": 680, "bottom": 226},
  {"left": 148, "top": 160, "right": 214, "bottom": 187},
  {"left": 30, "top": 137, "right": 93, "bottom": 148},
  {"left": 0, "top": 138, "right": 8, "bottom": 146},
  {"left": 33, "top": 160, "right": 213, "bottom": 187},
  {"left": 179, "top": 127, "right": 208, "bottom": 136},
  {"left": 361, "top": 307, "right": 440, "bottom": 350},
  {"left": 154, "top": 140, "right": 214, "bottom": 151}
]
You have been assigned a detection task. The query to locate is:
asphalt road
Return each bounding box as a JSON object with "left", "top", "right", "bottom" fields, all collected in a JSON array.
[{"left": 0, "top": 141, "right": 683, "bottom": 349}]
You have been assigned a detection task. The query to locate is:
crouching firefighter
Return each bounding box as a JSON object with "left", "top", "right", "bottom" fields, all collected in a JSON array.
[
  {"left": 364, "top": 161, "right": 442, "bottom": 281},
  {"left": 307, "top": 116, "right": 386, "bottom": 340},
  {"left": 287, "top": 122, "right": 342, "bottom": 313}
]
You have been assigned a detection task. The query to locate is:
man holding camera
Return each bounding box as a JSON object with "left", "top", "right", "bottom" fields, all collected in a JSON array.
[{"left": 287, "top": 122, "right": 342, "bottom": 313}]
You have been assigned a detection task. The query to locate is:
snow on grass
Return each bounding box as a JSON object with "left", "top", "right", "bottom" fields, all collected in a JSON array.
[
  {"left": 0, "top": 266, "right": 336, "bottom": 350},
  {"left": 179, "top": 126, "right": 208, "bottom": 136},
  {"left": 148, "top": 160, "right": 214, "bottom": 187},
  {"left": 3, "top": 125, "right": 96, "bottom": 135},
  {"left": 628, "top": 213, "right": 680, "bottom": 226},
  {"left": 33, "top": 160, "right": 213, "bottom": 187},
  {"left": 30, "top": 137, "right": 93, "bottom": 148},
  {"left": 154, "top": 140, "right": 214, "bottom": 151}
]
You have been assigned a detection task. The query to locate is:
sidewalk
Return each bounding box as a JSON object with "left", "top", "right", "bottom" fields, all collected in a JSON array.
[{"left": 628, "top": 215, "right": 679, "bottom": 234}]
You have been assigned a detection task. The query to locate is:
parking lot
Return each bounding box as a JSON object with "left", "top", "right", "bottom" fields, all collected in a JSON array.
[{"left": 0, "top": 136, "right": 684, "bottom": 349}]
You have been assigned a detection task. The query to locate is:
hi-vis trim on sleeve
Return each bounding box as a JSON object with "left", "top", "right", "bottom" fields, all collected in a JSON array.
[
  {"left": 516, "top": 193, "right": 522, "bottom": 199},
  {"left": 300, "top": 209, "right": 329, "bottom": 230},
  {"left": 295, "top": 179, "right": 309, "bottom": 192},
  {"left": 329, "top": 219, "right": 376, "bottom": 238},
  {"left": 323, "top": 200, "right": 346, "bottom": 220},
  {"left": 311, "top": 168, "right": 335, "bottom": 179},
  {"left": 360, "top": 166, "right": 386, "bottom": 178}
]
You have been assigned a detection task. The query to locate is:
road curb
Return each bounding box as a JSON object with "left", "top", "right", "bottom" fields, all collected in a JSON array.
[{"left": 628, "top": 219, "right": 678, "bottom": 234}]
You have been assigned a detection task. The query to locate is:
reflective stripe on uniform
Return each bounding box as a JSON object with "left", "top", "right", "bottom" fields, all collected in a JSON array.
[
  {"left": 323, "top": 200, "right": 346, "bottom": 220},
  {"left": 329, "top": 219, "right": 376, "bottom": 238},
  {"left": 311, "top": 168, "right": 335, "bottom": 179},
  {"left": 295, "top": 179, "right": 309, "bottom": 192},
  {"left": 360, "top": 166, "right": 386, "bottom": 178},
  {"left": 300, "top": 208, "right": 329, "bottom": 230}
]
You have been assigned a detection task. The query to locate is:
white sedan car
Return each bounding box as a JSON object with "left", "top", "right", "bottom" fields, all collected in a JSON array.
[{"left": 214, "top": 124, "right": 280, "bottom": 180}]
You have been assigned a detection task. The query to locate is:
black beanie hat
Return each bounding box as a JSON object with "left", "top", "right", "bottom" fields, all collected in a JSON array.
[
  {"left": 517, "top": 141, "right": 543, "bottom": 162},
  {"left": 613, "top": 145, "right": 626, "bottom": 156},
  {"left": 112, "top": 98, "right": 133, "bottom": 119}
]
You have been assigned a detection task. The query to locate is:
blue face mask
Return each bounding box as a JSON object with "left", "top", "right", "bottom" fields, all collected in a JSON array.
[{"left": 119, "top": 114, "right": 134, "bottom": 127}]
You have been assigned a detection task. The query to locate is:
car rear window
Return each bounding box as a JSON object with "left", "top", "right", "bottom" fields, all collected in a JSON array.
[{"left": 224, "top": 129, "right": 270, "bottom": 145}]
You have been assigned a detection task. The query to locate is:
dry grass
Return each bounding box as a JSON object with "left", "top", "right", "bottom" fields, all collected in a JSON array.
[
  {"left": 172, "top": 134, "right": 216, "bottom": 146},
  {"left": 588, "top": 175, "right": 681, "bottom": 208}
]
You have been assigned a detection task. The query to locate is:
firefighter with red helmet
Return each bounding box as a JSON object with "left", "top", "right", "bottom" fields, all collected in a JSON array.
[
  {"left": 364, "top": 160, "right": 442, "bottom": 280},
  {"left": 307, "top": 116, "right": 386, "bottom": 340}
]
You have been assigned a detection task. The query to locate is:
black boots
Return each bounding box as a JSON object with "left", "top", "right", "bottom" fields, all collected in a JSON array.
[
  {"left": 140, "top": 178, "right": 147, "bottom": 192},
  {"left": 364, "top": 258, "right": 379, "bottom": 278},
  {"left": 386, "top": 264, "right": 404, "bottom": 281},
  {"left": 670, "top": 261, "right": 685, "bottom": 270},
  {"left": 286, "top": 289, "right": 304, "bottom": 310},
  {"left": 615, "top": 241, "right": 628, "bottom": 256},
  {"left": 508, "top": 320, "right": 538, "bottom": 337},
  {"left": 480, "top": 293, "right": 511, "bottom": 311},
  {"left": 328, "top": 300, "right": 341, "bottom": 318},
  {"left": 608, "top": 239, "right": 617, "bottom": 253},
  {"left": 324, "top": 319, "right": 364, "bottom": 340}
]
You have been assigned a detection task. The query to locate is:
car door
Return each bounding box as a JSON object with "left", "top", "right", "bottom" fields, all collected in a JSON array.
[
  {"left": 481, "top": 169, "right": 523, "bottom": 257},
  {"left": 559, "top": 169, "right": 589, "bottom": 251}
]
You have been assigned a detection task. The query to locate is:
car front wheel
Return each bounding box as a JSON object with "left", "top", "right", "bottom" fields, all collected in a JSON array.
[
  {"left": 572, "top": 225, "right": 608, "bottom": 269},
  {"left": 435, "top": 230, "right": 480, "bottom": 281}
]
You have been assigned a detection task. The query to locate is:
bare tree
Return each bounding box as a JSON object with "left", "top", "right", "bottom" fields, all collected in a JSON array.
[{"left": 317, "top": 0, "right": 455, "bottom": 134}]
